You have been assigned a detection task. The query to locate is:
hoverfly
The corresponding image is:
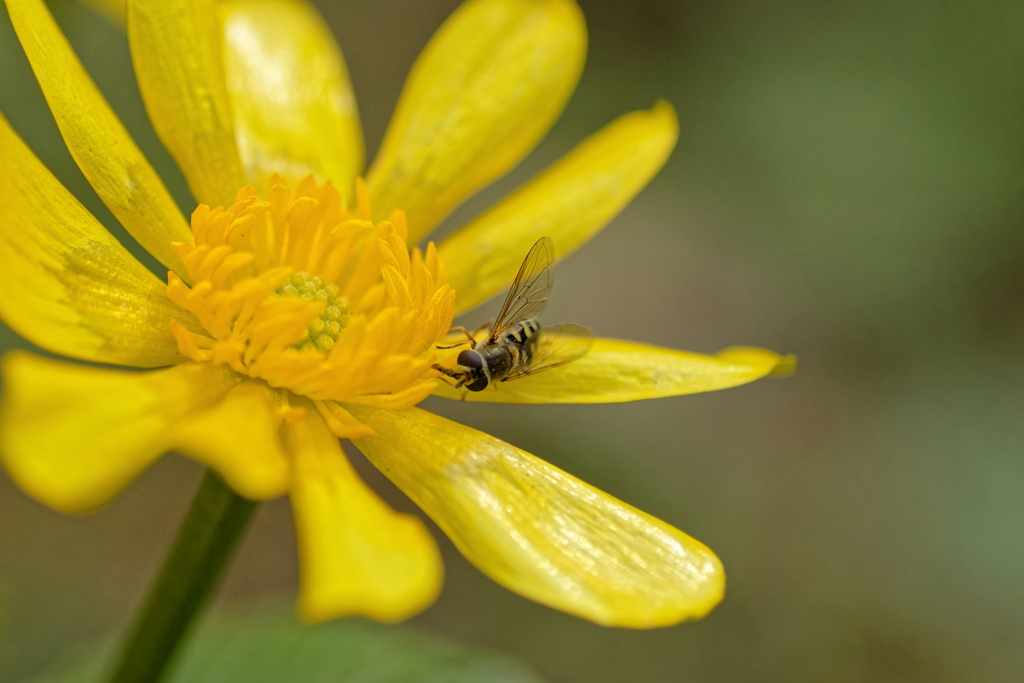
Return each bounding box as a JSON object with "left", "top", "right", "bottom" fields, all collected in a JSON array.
[{"left": 432, "top": 236, "right": 594, "bottom": 392}]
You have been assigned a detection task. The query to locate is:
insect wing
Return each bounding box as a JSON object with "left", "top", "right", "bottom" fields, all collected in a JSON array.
[
  {"left": 490, "top": 236, "right": 555, "bottom": 340},
  {"left": 503, "top": 323, "right": 595, "bottom": 380}
]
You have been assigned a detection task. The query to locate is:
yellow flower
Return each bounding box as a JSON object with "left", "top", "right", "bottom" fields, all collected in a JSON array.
[{"left": 0, "top": 0, "right": 792, "bottom": 628}]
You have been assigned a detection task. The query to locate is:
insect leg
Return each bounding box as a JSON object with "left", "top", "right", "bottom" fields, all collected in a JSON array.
[
  {"left": 435, "top": 340, "right": 473, "bottom": 349},
  {"left": 473, "top": 319, "right": 495, "bottom": 337},
  {"left": 436, "top": 326, "right": 478, "bottom": 349}
]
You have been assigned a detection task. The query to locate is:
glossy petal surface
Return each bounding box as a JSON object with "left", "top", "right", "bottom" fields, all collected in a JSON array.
[
  {"left": 351, "top": 405, "right": 724, "bottom": 628},
  {"left": 442, "top": 103, "right": 678, "bottom": 315},
  {"left": 0, "top": 353, "right": 237, "bottom": 513},
  {"left": 0, "top": 113, "right": 198, "bottom": 367},
  {"left": 219, "top": 0, "right": 363, "bottom": 198},
  {"left": 6, "top": 0, "right": 192, "bottom": 275},
  {"left": 128, "top": 0, "right": 245, "bottom": 207},
  {"left": 434, "top": 342, "right": 792, "bottom": 403},
  {"left": 367, "top": 0, "right": 586, "bottom": 241},
  {"left": 289, "top": 407, "right": 443, "bottom": 623}
]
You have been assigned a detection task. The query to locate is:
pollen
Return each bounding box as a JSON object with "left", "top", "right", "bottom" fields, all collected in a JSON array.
[
  {"left": 166, "top": 175, "right": 455, "bottom": 436},
  {"left": 274, "top": 272, "right": 349, "bottom": 353}
]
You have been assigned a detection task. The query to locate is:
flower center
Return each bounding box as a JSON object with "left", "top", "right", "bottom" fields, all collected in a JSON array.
[
  {"left": 165, "top": 174, "right": 455, "bottom": 425},
  {"left": 274, "top": 272, "right": 349, "bottom": 353}
]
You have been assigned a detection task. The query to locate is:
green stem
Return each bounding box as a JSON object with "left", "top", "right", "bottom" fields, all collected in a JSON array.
[{"left": 106, "top": 469, "right": 258, "bottom": 683}]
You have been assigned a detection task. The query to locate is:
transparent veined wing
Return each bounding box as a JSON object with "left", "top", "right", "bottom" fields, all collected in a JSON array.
[
  {"left": 504, "top": 323, "right": 595, "bottom": 380},
  {"left": 489, "top": 236, "right": 555, "bottom": 340}
]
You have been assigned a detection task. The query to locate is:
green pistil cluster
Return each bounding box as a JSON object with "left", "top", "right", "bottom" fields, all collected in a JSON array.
[{"left": 275, "top": 272, "right": 349, "bottom": 353}]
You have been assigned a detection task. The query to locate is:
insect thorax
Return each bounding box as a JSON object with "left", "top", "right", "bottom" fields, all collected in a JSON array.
[{"left": 486, "top": 320, "right": 541, "bottom": 380}]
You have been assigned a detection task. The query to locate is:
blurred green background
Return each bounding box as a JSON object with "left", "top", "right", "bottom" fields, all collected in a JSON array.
[{"left": 3, "top": 0, "right": 1024, "bottom": 681}]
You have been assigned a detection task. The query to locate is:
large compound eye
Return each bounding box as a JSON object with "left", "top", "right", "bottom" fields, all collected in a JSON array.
[
  {"left": 465, "top": 376, "right": 490, "bottom": 392},
  {"left": 457, "top": 349, "right": 483, "bottom": 370}
]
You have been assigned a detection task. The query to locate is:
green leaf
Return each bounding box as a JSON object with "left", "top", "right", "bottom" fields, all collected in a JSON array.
[{"left": 21, "top": 604, "right": 545, "bottom": 683}]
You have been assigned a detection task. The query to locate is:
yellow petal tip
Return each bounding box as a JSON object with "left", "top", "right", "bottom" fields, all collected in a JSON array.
[
  {"left": 771, "top": 353, "right": 798, "bottom": 377},
  {"left": 716, "top": 346, "right": 797, "bottom": 377},
  {"left": 716, "top": 346, "right": 792, "bottom": 374},
  {"left": 296, "top": 538, "right": 443, "bottom": 625},
  {"left": 651, "top": 99, "right": 678, "bottom": 123}
]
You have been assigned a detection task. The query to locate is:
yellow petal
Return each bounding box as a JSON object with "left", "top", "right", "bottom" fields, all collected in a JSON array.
[
  {"left": 367, "top": 0, "right": 586, "bottom": 242},
  {"left": 128, "top": 0, "right": 246, "bottom": 207},
  {"left": 350, "top": 405, "right": 724, "bottom": 628},
  {"left": 0, "top": 352, "right": 237, "bottom": 514},
  {"left": 0, "top": 112, "right": 199, "bottom": 367},
  {"left": 218, "top": 0, "right": 363, "bottom": 200},
  {"left": 7, "top": 0, "right": 192, "bottom": 276},
  {"left": 173, "top": 381, "right": 290, "bottom": 500},
  {"left": 434, "top": 341, "right": 793, "bottom": 404},
  {"left": 288, "top": 407, "right": 443, "bottom": 623},
  {"left": 442, "top": 102, "right": 678, "bottom": 315}
]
